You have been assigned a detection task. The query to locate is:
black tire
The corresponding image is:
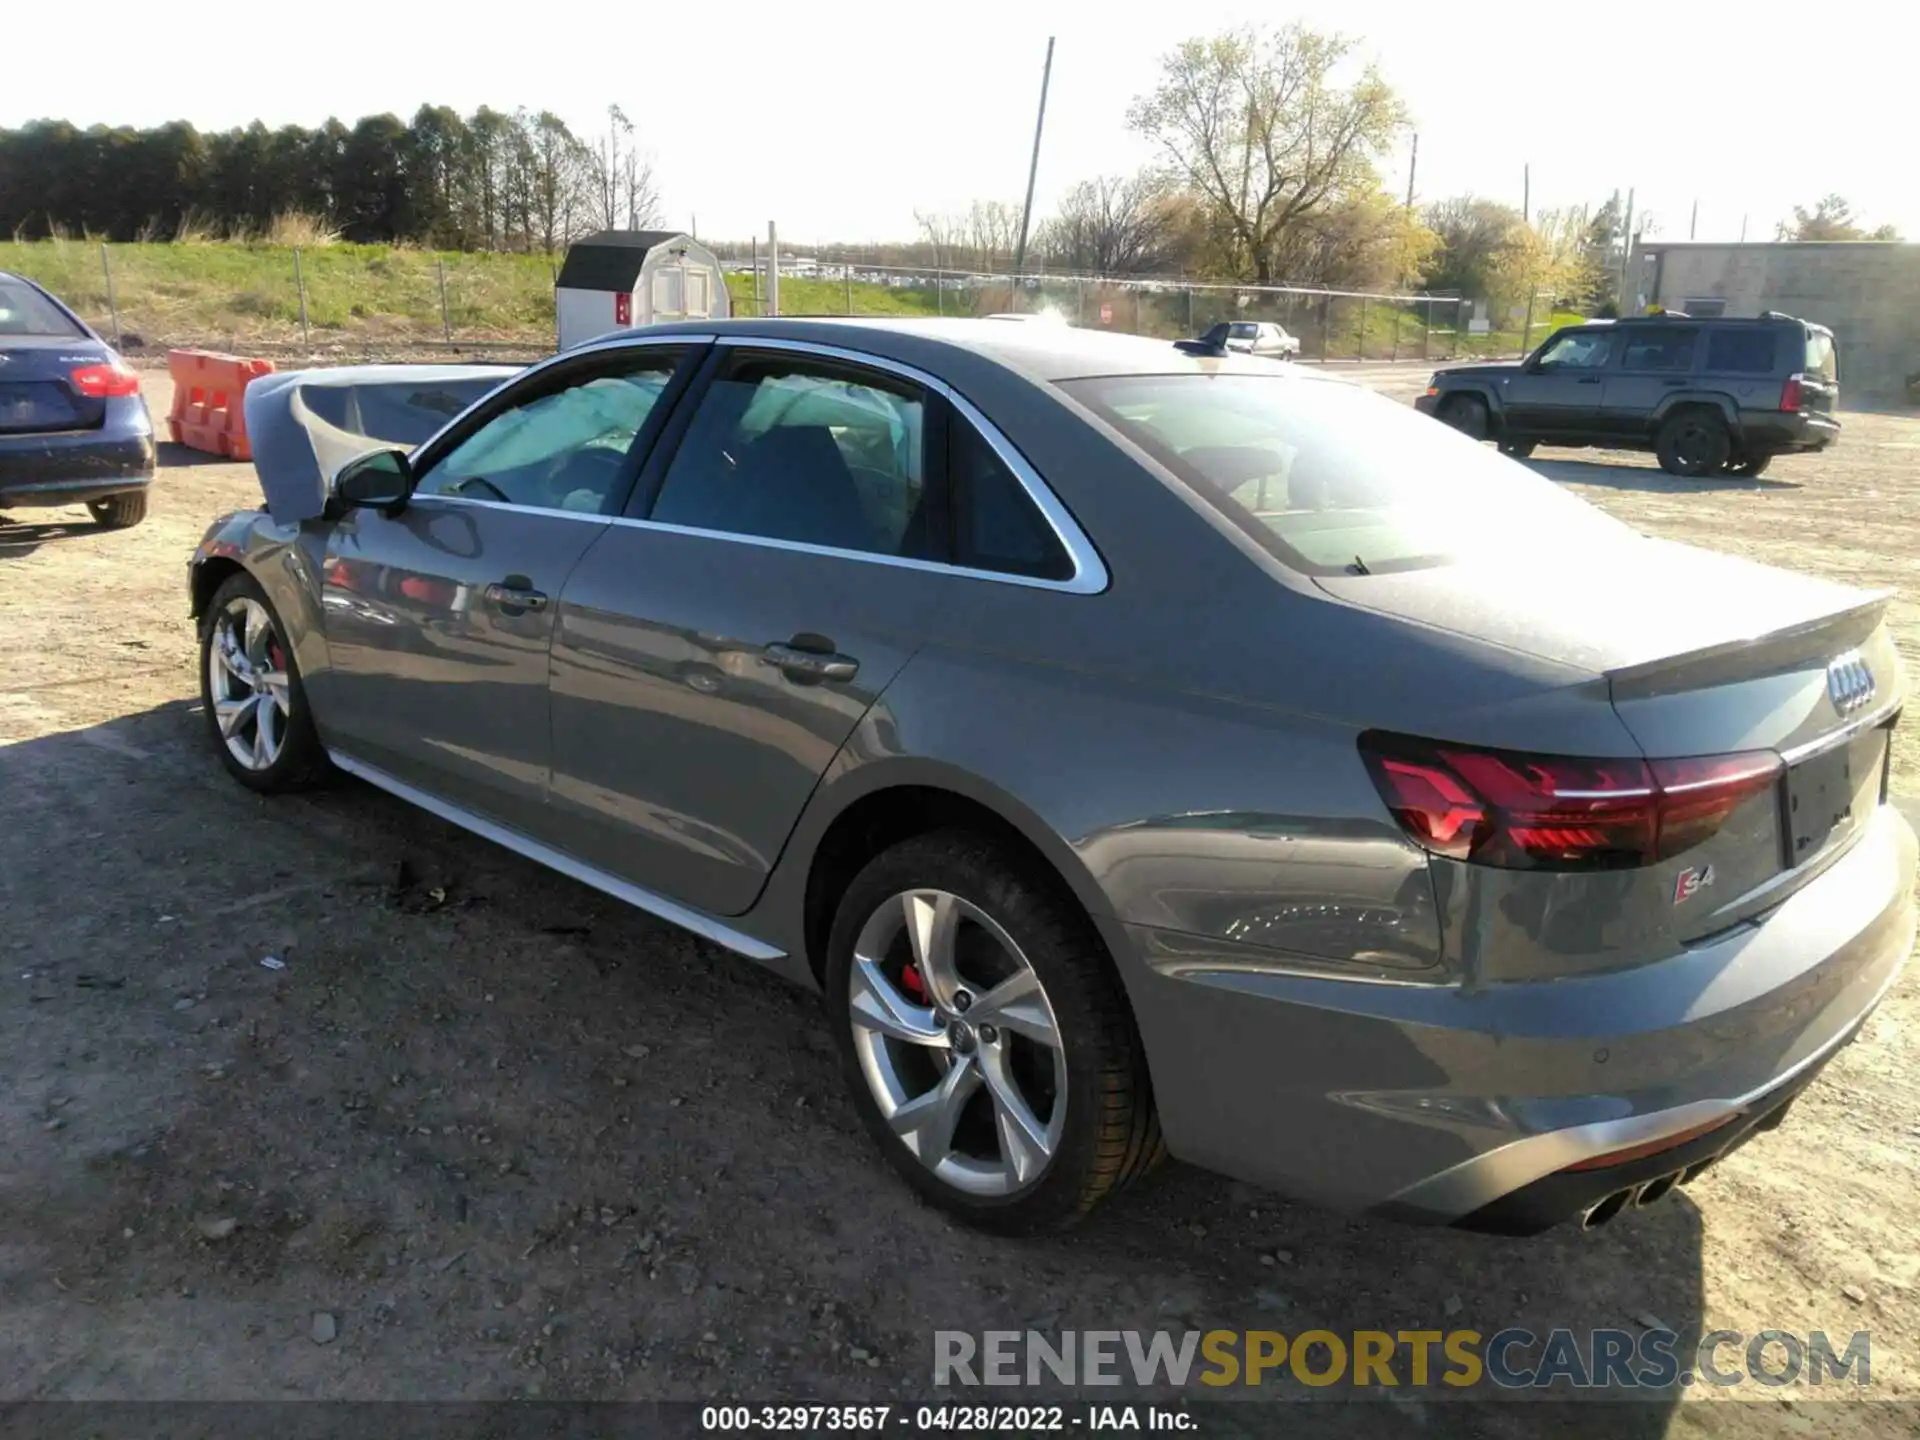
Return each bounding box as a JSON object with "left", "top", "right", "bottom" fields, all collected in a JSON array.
[
  {"left": 825, "top": 830, "right": 1162, "bottom": 1233},
  {"left": 197, "top": 571, "right": 331, "bottom": 793},
  {"left": 1655, "top": 410, "right": 1732, "bottom": 477},
  {"left": 1729, "top": 453, "right": 1773, "bottom": 478},
  {"left": 1498, "top": 440, "right": 1537, "bottom": 459},
  {"left": 1438, "top": 394, "right": 1490, "bottom": 441},
  {"left": 87, "top": 491, "right": 148, "bottom": 528}
]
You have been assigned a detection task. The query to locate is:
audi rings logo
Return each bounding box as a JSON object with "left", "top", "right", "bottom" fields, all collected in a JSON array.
[{"left": 1827, "top": 651, "right": 1876, "bottom": 715}]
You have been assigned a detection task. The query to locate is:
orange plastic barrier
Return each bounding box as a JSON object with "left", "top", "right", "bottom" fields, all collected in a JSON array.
[{"left": 165, "top": 349, "right": 276, "bottom": 461}]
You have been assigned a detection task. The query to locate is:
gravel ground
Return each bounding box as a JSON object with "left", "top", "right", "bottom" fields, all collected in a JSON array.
[{"left": 1, "top": 363, "right": 1916, "bottom": 1434}]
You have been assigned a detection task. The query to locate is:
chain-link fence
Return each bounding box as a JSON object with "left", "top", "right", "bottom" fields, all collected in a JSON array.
[
  {"left": 724, "top": 261, "right": 1549, "bottom": 364},
  {"left": 1, "top": 238, "right": 1556, "bottom": 364}
]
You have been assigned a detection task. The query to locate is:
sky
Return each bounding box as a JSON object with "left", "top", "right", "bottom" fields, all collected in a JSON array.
[{"left": 6, "top": 1, "right": 1914, "bottom": 249}]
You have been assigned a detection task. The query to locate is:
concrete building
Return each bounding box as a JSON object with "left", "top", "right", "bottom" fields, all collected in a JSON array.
[{"left": 1625, "top": 241, "right": 1920, "bottom": 400}]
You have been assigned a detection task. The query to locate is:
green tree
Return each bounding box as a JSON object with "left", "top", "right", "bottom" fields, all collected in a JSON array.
[
  {"left": 1128, "top": 24, "right": 1407, "bottom": 285},
  {"left": 1777, "top": 195, "right": 1900, "bottom": 241}
]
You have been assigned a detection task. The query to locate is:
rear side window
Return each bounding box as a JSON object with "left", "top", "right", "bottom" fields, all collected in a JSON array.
[
  {"left": 1803, "top": 330, "right": 1838, "bottom": 381},
  {"left": 1061, "top": 374, "right": 1629, "bottom": 576},
  {"left": 0, "top": 279, "right": 85, "bottom": 338},
  {"left": 1620, "top": 327, "right": 1697, "bottom": 372},
  {"left": 1704, "top": 329, "right": 1777, "bottom": 375},
  {"left": 648, "top": 357, "right": 934, "bottom": 559},
  {"left": 949, "top": 419, "right": 1071, "bottom": 580}
]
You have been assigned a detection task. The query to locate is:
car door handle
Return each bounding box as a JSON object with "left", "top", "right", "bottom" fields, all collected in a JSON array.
[
  {"left": 1576, "top": 376, "right": 1602, "bottom": 385},
  {"left": 760, "top": 640, "right": 859, "bottom": 683},
  {"left": 484, "top": 579, "right": 548, "bottom": 614},
  {"left": 1661, "top": 379, "right": 1687, "bottom": 387}
]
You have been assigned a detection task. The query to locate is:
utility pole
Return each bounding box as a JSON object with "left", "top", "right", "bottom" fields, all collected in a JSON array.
[
  {"left": 1405, "top": 133, "right": 1418, "bottom": 209},
  {"left": 1740, "top": 214, "right": 1749, "bottom": 243},
  {"left": 1617, "top": 187, "right": 1636, "bottom": 308},
  {"left": 1011, "top": 36, "right": 1056, "bottom": 283},
  {"left": 1689, "top": 199, "right": 1698, "bottom": 240},
  {"left": 767, "top": 220, "right": 780, "bottom": 317},
  {"left": 1522, "top": 164, "right": 1530, "bottom": 227}
]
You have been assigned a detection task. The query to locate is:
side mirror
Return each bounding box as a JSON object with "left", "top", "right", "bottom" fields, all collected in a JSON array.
[{"left": 329, "top": 448, "right": 413, "bottom": 517}]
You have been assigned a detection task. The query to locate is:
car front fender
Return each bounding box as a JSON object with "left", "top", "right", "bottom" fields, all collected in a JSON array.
[{"left": 187, "top": 508, "right": 333, "bottom": 697}]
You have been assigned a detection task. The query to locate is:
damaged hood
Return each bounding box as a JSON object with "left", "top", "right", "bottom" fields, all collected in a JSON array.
[{"left": 244, "top": 363, "right": 521, "bottom": 520}]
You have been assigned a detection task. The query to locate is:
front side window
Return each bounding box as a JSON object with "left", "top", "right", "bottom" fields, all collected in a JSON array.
[
  {"left": 414, "top": 357, "right": 677, "bottom": 513},
  {"left": 648, "top": 357, "right": 932, "bottom": 558},
  {"left": 1535, "top": 330, "right": 1615, "bottom": 370},
  {"left": 1620, "top": 327, "right": 1698, "bottom": 373},
  {"left": 1061, "top": 373, "right": 1631, "bottom": 576}
]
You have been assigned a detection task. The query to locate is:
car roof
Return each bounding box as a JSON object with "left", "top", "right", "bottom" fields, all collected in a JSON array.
[
  {"left": 624, "top": 316, "right": 1345, "bottom": 384},
  {"left": 1612, "top": 312, "right": 1818, "bottom": 329}
]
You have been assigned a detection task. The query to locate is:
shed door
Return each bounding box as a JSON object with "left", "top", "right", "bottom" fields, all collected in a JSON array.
[
  {"left": 652, "top": 263, "right": 687, "bottom": 319},
  {"left": 683, "top": 267, "right": 711, "bottom": 317}
]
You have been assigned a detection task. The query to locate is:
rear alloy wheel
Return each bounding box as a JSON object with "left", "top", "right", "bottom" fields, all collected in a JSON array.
[
  {"left": 827, "top": 832, "right": 1160, "bottom": 1232},
  {"left": 1498, "top": 440, "right": 1537, "bottom": 459},
  {"left": 1655, "top": 410, "right": 1732, "bottom": 476},
  {"left": 1438, "top": 395, "right": 1489, "bottom": 441},
  {"left": 87, "top": 491, "right": 148, "bottom": 528},
  {"left": 198, "top": 573, "right": 330, "bottom": 793}
]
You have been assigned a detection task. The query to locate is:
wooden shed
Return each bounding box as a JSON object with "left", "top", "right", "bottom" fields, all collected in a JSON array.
[{"left": 555, "top": 229, "right": 730, "bottom": 350}]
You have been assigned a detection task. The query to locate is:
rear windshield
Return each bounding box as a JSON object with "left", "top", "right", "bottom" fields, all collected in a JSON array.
[
  {"left": 1060, "top": 373, "right": 1632, "bottom": 576},
  {"left": 0, "top": 279, "right": 85, "bottom": 338},
  {"left": 1803, "top": 329, "right": 1838, "bottom": 381}
]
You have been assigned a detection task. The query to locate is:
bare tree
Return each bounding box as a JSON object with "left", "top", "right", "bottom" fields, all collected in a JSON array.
[
  {"left": 524, "top": 110, "right": 596, "bottom": 253},
  {"left": 623, "top": 144, "right": 663, "bottom": 230},
  {"left": 1039, "top": 173, "right": 1179, "bottom": 275},
  {"left": 964, "top": 200, "right": 1022, "bottom": 270},
  {"left": 1128, "top": 24, "right": 1406, "bottom": 285},
  {"left": 914, "top": 208, "right": 961, "bottom": 270}
]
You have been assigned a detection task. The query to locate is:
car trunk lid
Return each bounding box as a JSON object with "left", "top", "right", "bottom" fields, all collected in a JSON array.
[
  {"left": 0, "top": 337, "right": 111, "bottom": 435},
  {"left": 1318, "top": 537, "right": 1901, "bottom": 941}
]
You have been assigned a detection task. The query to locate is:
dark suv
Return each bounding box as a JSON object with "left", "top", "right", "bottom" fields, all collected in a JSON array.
[{"left": 1415, "top": 313, "right": 1840, "bottom": 476}]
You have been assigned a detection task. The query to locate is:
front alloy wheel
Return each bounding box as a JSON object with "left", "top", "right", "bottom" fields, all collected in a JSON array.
[
  {"left": 847, "top": 888, "right": 1067, "bottom": 1196},
  {"left": 208, "top": 595, "right": 292, "bottom": 772},
  {"left": 197, "top": 571, "right": 330, "bottom": 792}
]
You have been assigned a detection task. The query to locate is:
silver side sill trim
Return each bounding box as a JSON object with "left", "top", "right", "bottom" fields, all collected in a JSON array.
[
  {"left": 327, "top": 750, "right": 786, "bottom": 963},
  {"left": 1387, "top": 952, "right": 1907, "bottom": 1221}
]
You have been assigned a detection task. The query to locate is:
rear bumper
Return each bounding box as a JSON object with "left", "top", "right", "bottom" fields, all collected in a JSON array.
[
  {"left": 0, "top": 429, "right": 155, "bottom": 506},
  {"left": 1741, "top": 410, "right": 1840, "bottom": 454},
  {"left": 1118, "top": 803, "right": 1915, "bottom": 1231}
]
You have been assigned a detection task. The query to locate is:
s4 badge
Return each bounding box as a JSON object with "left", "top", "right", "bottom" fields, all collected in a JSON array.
[{"left": 1674, "top": 864, "right": 1715, "bottom": 904}]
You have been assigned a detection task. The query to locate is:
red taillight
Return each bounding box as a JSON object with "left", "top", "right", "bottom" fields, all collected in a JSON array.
[
  {"left": 69, "top": 360, "right": 140, "bottom": 398},
  {"left": 1779, "top": 374, "right": 1804, "bottom": 412},
  {"left": 1360, "top": 733, "right": 1782, "bottom": 871}
]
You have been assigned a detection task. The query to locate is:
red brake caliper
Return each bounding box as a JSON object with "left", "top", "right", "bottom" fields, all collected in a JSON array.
[{"left": 899, "top": 962, "right": 929, "bottom": 1004}]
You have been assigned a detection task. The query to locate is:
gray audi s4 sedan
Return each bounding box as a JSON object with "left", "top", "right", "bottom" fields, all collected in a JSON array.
[{"left": 186, "top": 318, "right": 1913, "bottom": 1235}]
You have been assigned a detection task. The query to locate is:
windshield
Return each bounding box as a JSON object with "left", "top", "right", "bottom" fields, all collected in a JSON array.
[
  {"left": 0, "top": 279, "right": 85, "bottom": 337},
  {"left": 1803, "top": 329, "right": 1838, "bottom": 381},
  {"left": 1059, "top": 373, "right": 1633, "bottom": 575}
]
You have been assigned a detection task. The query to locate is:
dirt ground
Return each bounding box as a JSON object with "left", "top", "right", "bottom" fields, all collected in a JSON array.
[{"left": 2, "top": 363, "right": 1917, "bottom": 1434}]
